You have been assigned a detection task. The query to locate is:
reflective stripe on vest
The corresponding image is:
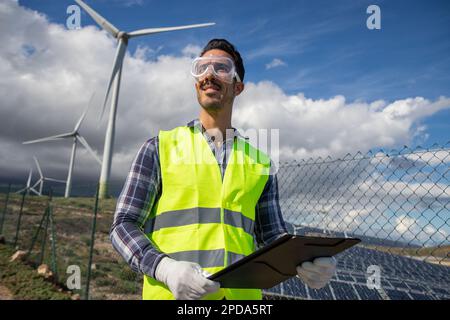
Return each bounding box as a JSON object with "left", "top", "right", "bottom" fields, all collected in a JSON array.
[
  {"left": 167, "top": 249, "right": 246, "bottom": 268},
  {"left": 142, "top": 125, "right": 270, "bottom": 300},
  {"left": 143, "top": 207, "right": 255, "bottom": 236}
]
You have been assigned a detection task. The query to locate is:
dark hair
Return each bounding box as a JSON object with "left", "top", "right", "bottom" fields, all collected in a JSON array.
[{"left": 200, "top": 38, "right": 245, "bottom": 82}]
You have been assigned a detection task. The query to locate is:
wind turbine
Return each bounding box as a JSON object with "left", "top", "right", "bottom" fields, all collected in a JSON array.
[
  {"left": 23, "top": 100, "right": 101, "bottom": 198},
  {"left": 74, "top": 0, "right": 215, "bottom": 198},
  {"left": 31, "top": 156, "right": 66, "bottom": 196},
  {"left": 16, "top": 169, "right": 38, "bottom": 195}
]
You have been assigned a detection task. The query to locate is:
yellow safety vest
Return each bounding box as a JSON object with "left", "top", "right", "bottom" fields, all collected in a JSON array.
[{"left": 142, "top": 125, "right": 270, "bottom": 300}]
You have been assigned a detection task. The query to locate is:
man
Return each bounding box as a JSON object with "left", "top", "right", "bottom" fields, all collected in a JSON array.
[{"left": 110, "top": 39, "right": 336, "bottom": 300}]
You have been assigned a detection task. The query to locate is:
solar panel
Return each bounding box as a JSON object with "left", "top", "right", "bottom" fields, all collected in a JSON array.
[
  {"left": 282, "top": 277, "right": 308, "bottom": 298},
  {"left": 353, "top": 276, "right": 366, "bottom": 284},
  {"left": 432, "top": 294, "right": 450, "bottom": 300},
  {"left": 381, "top": 278, "right": 393, "bottom": 289},
  {"left": 267, "top": 284, "right": 282, "bottom": 294},
  {"left": 389, "top": 280, "right": 410, "bottom": 290},
  {"left": 337, "top": 274, "right": 354, "bottom": 282},
  {"left": 331, "top": 282, "right": 359, "bottom": 300},
  {"left": 309, "top": 283, "right": 334, "bottom": 300},
  {"left": 262, "top": 243, "right": 449, "bottom": 300},
  {"left": 385, "top": 289, "right": 412, "bottom": 300},
  {"left": 409, "top": 292, "right": 434, "bottom": 300},
  {"left": 430, "top": 287, "right": 450, "bottom": 296},
  {"left": 291, "top": 281, "right": 308, "bottom": 298},
  {"left": 354, "top": 284, "right": 383, "bottom": 300},
  {"left": 405, "top": 282, "right": 427, "bottom": 292}
]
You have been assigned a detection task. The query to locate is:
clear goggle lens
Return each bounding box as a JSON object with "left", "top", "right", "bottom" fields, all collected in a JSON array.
[{"left": 191, "top": 56, "right": 241, "bottom": 83}]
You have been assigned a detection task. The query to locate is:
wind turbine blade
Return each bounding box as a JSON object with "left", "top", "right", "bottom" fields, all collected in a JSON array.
[
  {"left": 77, "top": 135, "right": 102, "bottom": 165},
  {"left": 27, "top": 169, "right": 33, "bottom": 187},
  {"left": 29, "top": 187, "right": 40, "bottom": 196},
  {"left": 16, "top": 187, "right": 27, "bottom": 194},
  {"left": 23, "top": 132, "right": 74, "bottom": 144},
  {"left": 33, "top": 156, "right": 43, "bottom": 179},
  {"left": 30, "top": 179, "right": 42, "bottom": 190},
  {"left": 74, "top": 92, "right": 96, "bottom": 132},
  {"left": 127, "top": 22, "right": 215, "bottom": 38},
  {"left": 44, "top": 178, "right": 66, "bottom": 184},
  {"left": 74, "top": 0, "right": 119, "bottom": 38},
  {"left": 100, "top": 39, "right": 127, "bottom": 122}
]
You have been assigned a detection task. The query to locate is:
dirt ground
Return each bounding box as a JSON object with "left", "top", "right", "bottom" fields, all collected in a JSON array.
[{"left": 0, "top": 284, "right": 14, "bottom": 300}]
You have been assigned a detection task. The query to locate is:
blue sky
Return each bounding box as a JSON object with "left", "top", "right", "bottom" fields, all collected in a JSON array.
[{"left": 19, "top": 0, "right": 450, "bottom": 147}]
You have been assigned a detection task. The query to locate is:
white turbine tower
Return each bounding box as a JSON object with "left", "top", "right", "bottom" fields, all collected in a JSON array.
[
  {"left": 74, "top": 0, "right": 215, "bottom": 198},
  {"left": 31, "top": 156, "right": 66, "bottom": 196},
  {"left": 23, "top": 101, "right": 101, "bottom": 198}
]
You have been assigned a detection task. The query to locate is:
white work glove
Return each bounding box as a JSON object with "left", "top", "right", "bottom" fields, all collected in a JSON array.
[
  {"left": 296, "top": 257, "right": 337, "bottom": 289},
  {"left": 155, "top": 257, "right": 220, "bottom": 300}
]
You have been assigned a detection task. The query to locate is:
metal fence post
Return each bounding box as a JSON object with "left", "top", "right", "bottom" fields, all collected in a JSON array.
[
  {"left": 84, "top": 183, "right": 100, "bottom": 300},
  {"left": 38, "top": 208, "right": 50, "bottom": 266},
  {"left": 39, "top": 191, "right": 52, "bottom": 265},
  {"left": 26, "top": 205, "right": 49, "bottom": 261},
  {"left": 0, "top": 182, "right": 11, "bottom": 235},
  {"left": 26, "top": 189, "right": 52, "bottom": 263},
  {"left": 13, "top": 191, "right": 27, "bottom": 248},
  {"left": 48, "top": 189, "right": 58, "bottom": 282}
]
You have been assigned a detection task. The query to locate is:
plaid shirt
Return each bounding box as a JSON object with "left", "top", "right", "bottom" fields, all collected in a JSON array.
[{"left": 110, "top": 119, "right": 287, "bottom": 278}]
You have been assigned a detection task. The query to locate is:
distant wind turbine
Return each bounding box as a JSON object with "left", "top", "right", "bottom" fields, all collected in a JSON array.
[
  {"left": 16, "top": 169, "right": 38, "bottom": 195},
  {"left": 74, "top": 0, "right": 215, "bottom": 198},
  {"left": 31, "top": 156, "right": 66, "bottom": 196},
  {"left": 23, "top": 99, "right": 101, "bottom": 198}
]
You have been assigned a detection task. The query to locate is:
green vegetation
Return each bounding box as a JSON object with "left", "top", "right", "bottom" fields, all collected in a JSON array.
[
  {"left": 0, "top": 192, "right": 143, "bottom": 299},
  {"left": 111, "top": 279, "right": 139, "bottom": 294},
  {"left": 119, "top": 265, "right": 138, "bottom": 282},
  {"left": 0, "top": 244, "right": 71, "bottom": 300}
]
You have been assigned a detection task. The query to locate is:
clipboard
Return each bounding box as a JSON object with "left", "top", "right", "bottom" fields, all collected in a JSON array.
[{"left": 208, "top": 233, "right": 361, "bottom": 289}]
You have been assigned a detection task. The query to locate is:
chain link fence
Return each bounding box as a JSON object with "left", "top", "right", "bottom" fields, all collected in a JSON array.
[
  {"left": 0, "top": 142, "right": 449, "bottom": 300},
  {"left": 278, "top": 143, "right": 449, "bottom": 259},
  {"left": 266, "top": 142, "right": 449, "bottom": 300}
]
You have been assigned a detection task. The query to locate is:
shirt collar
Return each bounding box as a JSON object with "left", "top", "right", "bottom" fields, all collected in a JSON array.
[{"left": 186, "top": 118, "right": 248, "bottom": 140}]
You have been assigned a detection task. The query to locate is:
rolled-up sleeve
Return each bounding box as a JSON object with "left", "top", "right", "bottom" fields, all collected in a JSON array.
[{"left": 110, "top": 137, "right": 167, "bottom": 279}]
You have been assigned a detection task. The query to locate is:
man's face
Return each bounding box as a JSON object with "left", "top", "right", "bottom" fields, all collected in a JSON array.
[{"left": 194, "top": 49, "right": 244, "bottom": 111}]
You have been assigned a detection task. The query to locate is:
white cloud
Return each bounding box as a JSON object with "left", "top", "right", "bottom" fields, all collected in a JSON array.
[
  {"left": 395, "top": 215, "right": 416, "bottom": 235},
  {"left": 1, "top": 0, "right": 450, "bottom": 189},
  {"left": 181, "top": 44, "right": 202, "bottom": 58},
  {"left": 406, "top": 149, "right": 450, "bottom": 165},
  {"left": 265, "top": 58, "right": 286, "bottom": 69},
  {"left": 234, "top": 82, "right": 450, "bottom": 160},
  {"left": 115, "top": 0, "right": 145, "bottom": 7},
  {"left": 394, "top": 215, "right": 448, "bottom": 244},
  {"left": 133, "top": 44, "right": 163, "bottom": 61}
]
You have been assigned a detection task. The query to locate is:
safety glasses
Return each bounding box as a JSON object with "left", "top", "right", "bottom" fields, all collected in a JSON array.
[{"left": 191, "top": 56, "right": 241, "bottom": 84}]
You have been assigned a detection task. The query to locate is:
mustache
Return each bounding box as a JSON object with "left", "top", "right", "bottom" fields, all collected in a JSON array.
[{"left": 200, "top": 78, "right": 222, "bottom": 90}]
